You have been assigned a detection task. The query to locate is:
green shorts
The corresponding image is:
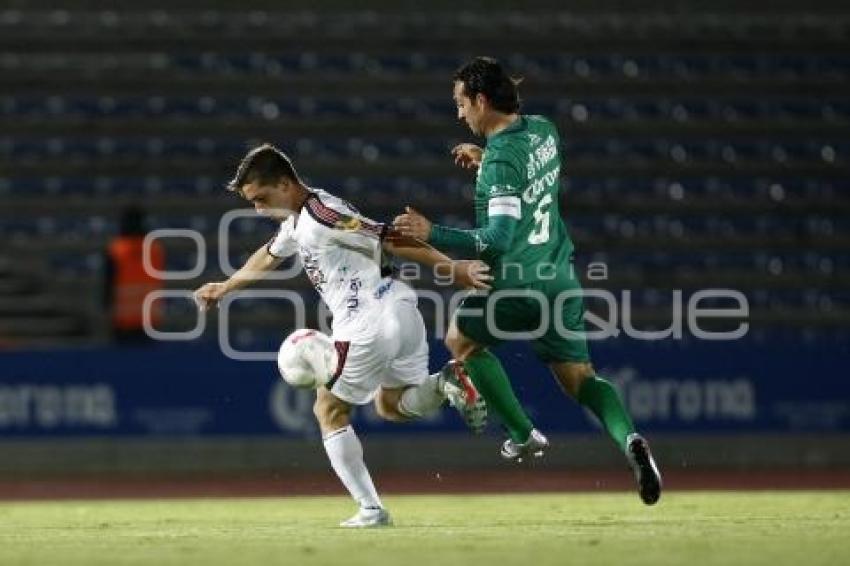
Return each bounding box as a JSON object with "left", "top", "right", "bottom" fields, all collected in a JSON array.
[{"left": 454, "top": 276, "right": 590, "bottom": 364}]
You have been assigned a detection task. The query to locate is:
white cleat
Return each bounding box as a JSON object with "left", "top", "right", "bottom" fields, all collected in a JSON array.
[
  {"left": 500, "top": 428, "right": 549, "bottom": 462},
  {"left": 339, "top": 507, "right": 393, "bottom": 528}
]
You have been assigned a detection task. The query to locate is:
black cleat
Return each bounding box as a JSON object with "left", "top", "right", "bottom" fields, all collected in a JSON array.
[{"left": 626, "top": 433, "right": 662, "bottom": 505}]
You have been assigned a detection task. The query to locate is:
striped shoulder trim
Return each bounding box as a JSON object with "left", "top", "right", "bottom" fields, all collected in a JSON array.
[
  {"left": 304, "top": 194, "right": 341, "bottom": 228},
  {"left": 304, "top": 194, "right": 388, "bottom": 239}
]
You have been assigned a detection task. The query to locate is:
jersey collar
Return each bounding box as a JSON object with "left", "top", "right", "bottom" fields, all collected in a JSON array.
[
  {"left": 487, "top": 115, "right": 525, "bottom": 141},
  {"left": 300, "top": 191, "right": 317, "bottom": 211}
]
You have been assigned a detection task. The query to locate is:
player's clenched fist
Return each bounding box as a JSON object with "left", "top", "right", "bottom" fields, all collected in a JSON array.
[
  {"left": 392, "top": 206, "right": 432, "bottom": 241},
  {"left": 451, "top": 143, "right": 483, "bottom": 170},
  {"left": 193, "top": 282, "right": 228, "bottom": 311}
]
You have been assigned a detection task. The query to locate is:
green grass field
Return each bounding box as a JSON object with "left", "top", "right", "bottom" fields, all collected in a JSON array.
[{"left": 1, "top": 491, "right": 848, "bottom": 566}]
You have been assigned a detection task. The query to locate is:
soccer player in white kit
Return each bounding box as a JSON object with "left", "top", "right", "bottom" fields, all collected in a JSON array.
[{"left": 194, "top": 144, "right": 490, "bottom": 528}]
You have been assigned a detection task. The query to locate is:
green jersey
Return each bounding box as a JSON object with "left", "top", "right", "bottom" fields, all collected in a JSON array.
[{"left": 475, "top": 114, "right": 574, "bottom": 289}]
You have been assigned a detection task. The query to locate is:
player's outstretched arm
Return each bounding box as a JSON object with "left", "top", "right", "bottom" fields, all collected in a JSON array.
[
  {"left": 383, "top": 232, "right": 492, "bottom": 290},
  {"left": 393, "top": 206, "right": 517, "bottom": 259},
  {"left": 193, "top": 245, "right": 283, "bottom": 311},
  {"left": 391, "top": 206, "right": 432, "bottom": 241}
]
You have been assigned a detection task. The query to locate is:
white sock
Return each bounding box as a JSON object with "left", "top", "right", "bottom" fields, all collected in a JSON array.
[
  {"left": 398, "top": 372, "right": 445, "bottom": 418},
  {"left": 322, "top": 425, "right": 382, "bottom": 509}
]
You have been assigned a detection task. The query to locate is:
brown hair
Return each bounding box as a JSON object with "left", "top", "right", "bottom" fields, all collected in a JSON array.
[{"left": 226, "top": 143, "right": 299, "bottom": 193}]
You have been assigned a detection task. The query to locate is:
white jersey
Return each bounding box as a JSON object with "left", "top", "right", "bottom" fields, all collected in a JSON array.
[{"left": 266, "top": 188, "right": 403, "bottom": 342}]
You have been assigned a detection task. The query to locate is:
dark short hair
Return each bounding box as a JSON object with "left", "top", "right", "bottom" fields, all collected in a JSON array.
[
  {"left": 226, "top": 143, "right": 299, "bottom": 193},
  {"left": 453, "top": 56, "right": 522, "bottom": 114}
]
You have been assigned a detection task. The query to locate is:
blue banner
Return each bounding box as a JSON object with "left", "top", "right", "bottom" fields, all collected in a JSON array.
[{"left": 0, "top": 337, "right": 848, "bottom": 437}]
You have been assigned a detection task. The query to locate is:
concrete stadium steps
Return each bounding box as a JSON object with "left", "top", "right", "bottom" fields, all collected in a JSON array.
[{"left": 0, "top": 257, "right": 94, "bottom": 342}]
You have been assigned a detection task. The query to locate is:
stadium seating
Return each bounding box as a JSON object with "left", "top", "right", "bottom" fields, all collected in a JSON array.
[{"left": 0, "top": 1, "right": 847, "bottom": 344}]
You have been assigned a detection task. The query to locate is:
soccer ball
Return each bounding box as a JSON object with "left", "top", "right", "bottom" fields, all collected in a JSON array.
[{"left": 277, "top": 329, "right": 338, "bottom": 389}]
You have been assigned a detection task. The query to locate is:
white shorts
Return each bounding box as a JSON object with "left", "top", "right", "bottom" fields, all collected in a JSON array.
[{"left": 329, "top": 285, "right": 429, "bottom": 405}]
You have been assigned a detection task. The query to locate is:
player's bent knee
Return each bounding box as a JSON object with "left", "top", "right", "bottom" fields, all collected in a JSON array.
[
  {"left": 375, "top": 389, "right": 407, "bottom": 422},
  {"left": 550, "top": 361, "right": 595, "bottom": 397},
  {"left": 373, "top": 392, "right": 403, "bottom": 422},
  {"left": 373, "top": 399, "right": 391, "bottom": 420}
]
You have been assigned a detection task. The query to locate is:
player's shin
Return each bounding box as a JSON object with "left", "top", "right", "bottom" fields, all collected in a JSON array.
[
  {"left": 322, "top": 425, "right": 383, "bottom": 510},
  {"left": 464, "top": 350, "right": 534, "bottom": 443},
  {"left": 577, "top": 375, "right": 636, "bottom": 451}
]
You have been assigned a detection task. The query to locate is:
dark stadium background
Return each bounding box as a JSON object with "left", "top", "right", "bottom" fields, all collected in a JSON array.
[{"left": 1, "top": 0, "right": 848, "bottom": 496}]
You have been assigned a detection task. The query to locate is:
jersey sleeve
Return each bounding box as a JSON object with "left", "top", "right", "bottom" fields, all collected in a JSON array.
[
  {"left": 267, "top": 216, "right": 298, "bottom": 258},
  {"left": 479, "top": 159, "right": 523, "bottom": 220}
]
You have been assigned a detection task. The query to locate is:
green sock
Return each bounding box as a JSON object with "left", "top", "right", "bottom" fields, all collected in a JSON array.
[
  {"left": 577, "top": 375, "right": 636, "bottom": 451},
  {"left": 463, "top": 350, "right": 534, "bottom": 443}
]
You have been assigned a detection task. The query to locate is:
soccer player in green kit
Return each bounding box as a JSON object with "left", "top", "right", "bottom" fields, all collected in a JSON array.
[{"left": 394, "top": 56, "right": 662, "bottom": 504}]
